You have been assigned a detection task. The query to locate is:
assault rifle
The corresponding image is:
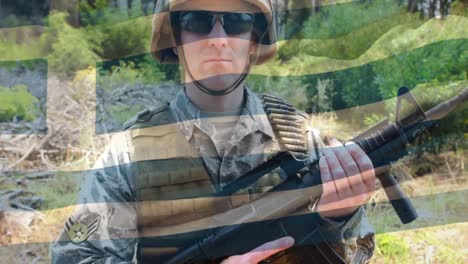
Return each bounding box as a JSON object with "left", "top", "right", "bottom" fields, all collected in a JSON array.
[{"left": 165, "top": 87, "right": 467, "bottom": 264}]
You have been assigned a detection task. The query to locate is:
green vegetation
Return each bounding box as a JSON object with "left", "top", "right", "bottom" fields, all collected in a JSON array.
[
  {"left": 302, "top": 0, "right": 404, "bottom": 39},
  {"left": 279, "top": 0, "right": 416, "bottom": 60},
  {"left": 370, "top": 173, "right": 467, "bottom": 263},
  {"left": 33, "top": 172, "right": 81, "bottom": 209},
  {"left": 247, "top": 75, "right": 309, "bottom": 109},
  {"left": 79, "top": 0, "right": 153, "bottom": 60},
  {"left": 255, "top": 15, "right": 468, "bottom": 78},
  {"left": 96, "top": 54, "right": 179, "bottom": 129},
  {"left": 40, "top": 12, "right": 102, "bottom": 77},
  {"left": 250, "top": 1, "right": 467, "bottom": 134},
  {"left": 451, "top": 0, "right": 468, "bottom": 16},
  {"left": 375, "top": 233, "right": 410, "bottom": 262},
  {"left": 251, "top": 39, "right": 467, "bottom": 116},
  {"left": 0, "top": 29, "right": 46, "bottom": 62},
  {"left": 1, "top": 0, "right": 464, "bottom": 139},
  {"left": 0, "top": 5, "right": 153, "bottom": 76},
  {"left": 1, "top": 1, "right": 467, "bottom": 263},
  {"left": 375, "top": 226, "right": 467, "bottom": 264},
  {"left": 97, "top": 55, "right": 172, "bottom": 90},
  {"left": 0, "top": 172, "right": 80, "bottom": 210},
  {"left": 91, "top": 17, "right": 151, "bottom": 60},
  {"left": 279, "top": 0, "right": 404, "bottom": 41},
  {"left": 0, "top": 84, "right": 39, "bottom": 122},
  {"left": 78, "top": 0, "right": 151, "bottom": 26},
  {"left": 286, "top": 12, "right": 423, "bottom": 60},
  {"left": 248, "top": 0, "right": 467, "bottom": 170},
  {"left": 373, "top": 40, "right": 467, "bottom": 101}
]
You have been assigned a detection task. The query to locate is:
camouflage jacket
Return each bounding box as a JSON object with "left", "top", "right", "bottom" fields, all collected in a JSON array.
[{"left": 51, "top": 87, "right": 374, "bottom": 264}]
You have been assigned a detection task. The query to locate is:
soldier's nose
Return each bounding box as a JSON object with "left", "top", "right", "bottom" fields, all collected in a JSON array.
[{"left": 207, "top": 21, "right": 228, "bottom": 48}]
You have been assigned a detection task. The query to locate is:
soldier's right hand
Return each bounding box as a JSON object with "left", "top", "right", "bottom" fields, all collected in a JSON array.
[{"left": 220, "top": 236, "right": 294, "bottom": 264}]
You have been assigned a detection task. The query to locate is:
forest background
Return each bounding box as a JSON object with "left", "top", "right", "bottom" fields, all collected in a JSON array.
[{"left": 0, "top": 0, "right": 467, "bottom": 263}]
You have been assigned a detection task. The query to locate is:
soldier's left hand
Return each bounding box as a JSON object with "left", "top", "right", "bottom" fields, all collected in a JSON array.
[{"left": 315, "top": 138, "right": 376, "bottom": 218}]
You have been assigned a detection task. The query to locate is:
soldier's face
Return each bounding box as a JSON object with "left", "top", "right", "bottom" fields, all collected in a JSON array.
[{"left": 175, "top": 0, "right": 258, "bottom": 91}]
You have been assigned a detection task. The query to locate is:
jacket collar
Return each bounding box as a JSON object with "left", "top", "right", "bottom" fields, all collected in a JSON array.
[{"left": 170, "top": 86, "right": 274, "bottom": 141}]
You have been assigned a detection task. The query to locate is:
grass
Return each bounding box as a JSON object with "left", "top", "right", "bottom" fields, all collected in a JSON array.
[
  {"left": 371, "top": 186, "right": 467, "bottom": 263},
  {"left": 0, "top": 172, "right": 80, "bottom": 210},
  {"left": 0, "top": 26, "right": 47, "bottom": 61},
  {"left": 367, "top": 153, "right": 467, "bottom": 264},
  {"left": 375, "top": 233, "right": 410, "bottom": 262},
  {"left": 0, "top": 84, "right": 39, "bottom": 122},
  {"left": 31, "top": 172, "right": 80, "bottom": 210},
  {"left": 374, "top": 223, "right": 467, "bottom": 263}
]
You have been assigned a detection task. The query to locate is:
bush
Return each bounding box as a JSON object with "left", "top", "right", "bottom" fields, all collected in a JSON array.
[
  {"left": 89, "top": 17, "right": 152, "bottom": 60},
  {"left": 79, "top": 0, "right": 152, "bottom": 60},
  {"left": 40, "top": 12, "right": 101, "bottom": 77},
  {"left": 0, "top": 84, "right": 39, "bottom": 122},
  {"left": 373, "top": 39, "right": 467, "bottom": 101},
  {"left": 302, "top": 0, "right": 403, "bottom": 39},
  {"left": 305, "top": 12, "right": 420, "bottom": 60},
  {"left": 97, "top": 54, "right": 177, "bottom": 90}
]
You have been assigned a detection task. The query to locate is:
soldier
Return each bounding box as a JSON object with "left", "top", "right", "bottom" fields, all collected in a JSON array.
[{"left": 52, "top": 0, "right": 375, "bottom": 263}]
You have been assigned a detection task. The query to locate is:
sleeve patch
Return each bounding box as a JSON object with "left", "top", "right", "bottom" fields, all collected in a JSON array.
[{"left": 65, "top": 215, "right": 101, "bottom": 244}]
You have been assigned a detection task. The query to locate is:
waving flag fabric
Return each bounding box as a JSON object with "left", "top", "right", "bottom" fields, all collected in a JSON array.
[{"left": 0, "top": 0, "right": 467, "bottom": 263}]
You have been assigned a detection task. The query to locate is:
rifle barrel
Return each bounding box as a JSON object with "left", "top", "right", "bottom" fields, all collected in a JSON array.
[{"left": 426, "top": 88, "right": 468, "bottom": 120}]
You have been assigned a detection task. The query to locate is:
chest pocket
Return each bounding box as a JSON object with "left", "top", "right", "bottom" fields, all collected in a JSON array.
[
  {"left": 131, "top": 126, "right": 217, "bottom": 227},
  {"left": 135, "top": 158, "right": 285, "bottom": 228},
  {"left": 130, "top": 122, "right": 286, "bottom": 229}
]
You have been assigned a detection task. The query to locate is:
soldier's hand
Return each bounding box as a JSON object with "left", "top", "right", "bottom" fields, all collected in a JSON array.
[
  {"left": 220, "top": 236, "right": 294, "bottom": 264},
  {"left": 316, "top": 138, "right": 376, "bottom": 218}
]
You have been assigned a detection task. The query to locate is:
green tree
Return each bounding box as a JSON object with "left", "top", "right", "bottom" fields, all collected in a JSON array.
[{"left": 40, "top": 12, "right": 102, "bottom": 77}]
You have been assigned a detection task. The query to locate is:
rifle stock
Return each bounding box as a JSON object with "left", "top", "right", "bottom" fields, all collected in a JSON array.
[{"left": 164, "top": 88, "right": 467, "bottom": 264}]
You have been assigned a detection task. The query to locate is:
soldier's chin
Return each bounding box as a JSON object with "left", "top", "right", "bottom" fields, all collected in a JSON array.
[{"left": 196, "top": 74, "right": 243, "bottom": 93}]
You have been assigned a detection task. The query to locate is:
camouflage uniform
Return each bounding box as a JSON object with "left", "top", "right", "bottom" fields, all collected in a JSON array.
[{"left": 51, "top": 87, "right": 374, "bottom": 263}]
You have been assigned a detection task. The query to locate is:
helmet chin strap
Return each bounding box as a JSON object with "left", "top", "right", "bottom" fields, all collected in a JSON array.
[
  {"left": 191, "top": 68, "right": 248, "bottom": 96},
  {"left": 178, "top": 47, "right": 253, "bottom": 97}
]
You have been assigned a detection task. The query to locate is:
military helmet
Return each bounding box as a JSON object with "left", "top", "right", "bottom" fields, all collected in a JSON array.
[{"left": 150, "top": 0, "right": 277, "bottom": 65}]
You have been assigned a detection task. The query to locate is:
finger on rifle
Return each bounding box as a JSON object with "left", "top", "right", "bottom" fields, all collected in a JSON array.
[
  {"left": 323, "top": 146, "right": 353, "bottom": 200},
  {"left": 329, "top": 138, "right": 364, "bottom": 195},
  {"left": 319, "top": 157, "right": 338, "bottom": 200},
  {"left": 345, "top": 142, "right": 375, "bottom": 190},
  {"left": 241, "top": 236, "right": 295, "bottom": 264}
]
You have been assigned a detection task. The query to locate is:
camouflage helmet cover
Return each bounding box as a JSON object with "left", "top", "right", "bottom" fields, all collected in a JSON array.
[{"left": 150, "top": 0, "right": 277, "bottom": 65}]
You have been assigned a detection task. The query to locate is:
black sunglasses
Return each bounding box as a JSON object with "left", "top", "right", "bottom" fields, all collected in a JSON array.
[{"left": 174, "top": 11, "right": 256, "bottom": 36}]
